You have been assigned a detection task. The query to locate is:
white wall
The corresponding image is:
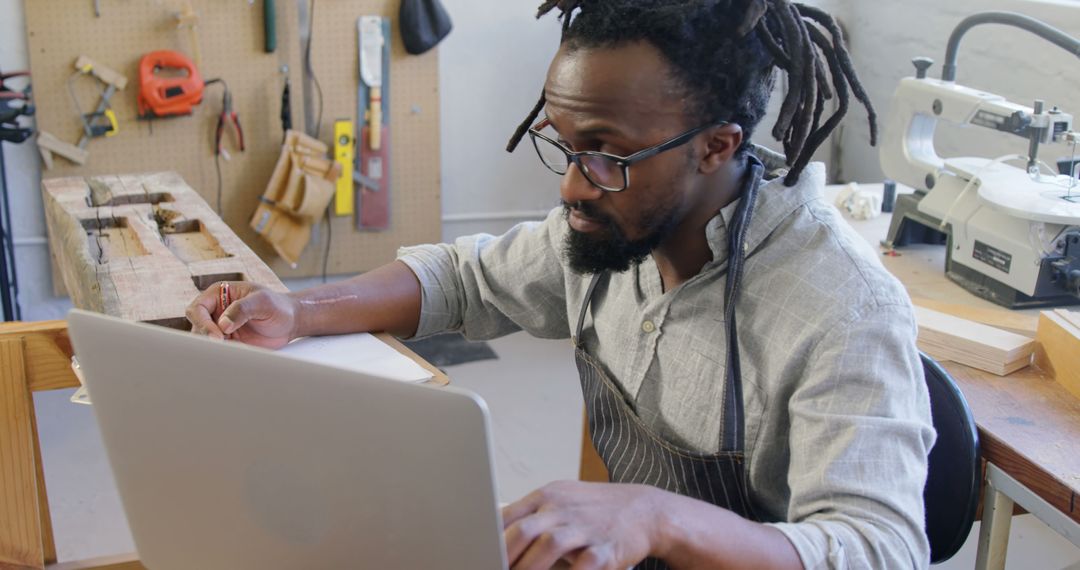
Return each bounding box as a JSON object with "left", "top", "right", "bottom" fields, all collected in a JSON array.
[
  {"left": 437, "top": 0, "right": 563, "bottom": 240},
  {"left": 436, "top": 0, "right": 847, "bottom": 242}
]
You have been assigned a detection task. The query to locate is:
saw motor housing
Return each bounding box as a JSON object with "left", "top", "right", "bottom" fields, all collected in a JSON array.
[{"left": 137, "top": 50, "right": 204, "bottom": 119}]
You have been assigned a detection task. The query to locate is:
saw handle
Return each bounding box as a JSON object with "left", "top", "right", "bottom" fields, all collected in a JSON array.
[{"left": 368, "top": 87, "right": 382, "bottom": 150}]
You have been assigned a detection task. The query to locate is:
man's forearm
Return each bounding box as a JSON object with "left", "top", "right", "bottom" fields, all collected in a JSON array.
[
  {"left": 653, "top": 490, "right": 803, "bottom": 569},
  {"left": 289, "top": 260, "right": 423, "bottom": 338}
]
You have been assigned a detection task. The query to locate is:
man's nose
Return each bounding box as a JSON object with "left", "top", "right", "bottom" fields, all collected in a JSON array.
[{"left": 560, "top": 163, "right": 604, "bottom": 206}]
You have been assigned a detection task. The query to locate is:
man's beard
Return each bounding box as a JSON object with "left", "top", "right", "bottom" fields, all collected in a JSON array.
[{"left": 562, "top": 201, "right": 679, "bottom": 274}]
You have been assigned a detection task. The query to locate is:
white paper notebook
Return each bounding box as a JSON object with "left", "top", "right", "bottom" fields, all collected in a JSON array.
[
  {"left": 72, "top": 332, "right": 435, "bottom": 405},
  {"left": 276, "top": 333, "right": 434, "bottom": 383}
]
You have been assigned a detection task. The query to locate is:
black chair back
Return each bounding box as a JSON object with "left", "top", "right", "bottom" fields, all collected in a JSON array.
[{"left": 921, "top": 352, "right": 981, "bottom": 564}]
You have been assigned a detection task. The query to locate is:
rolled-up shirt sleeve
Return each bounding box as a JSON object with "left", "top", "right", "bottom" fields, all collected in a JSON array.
[
  {"left": 396, "top": 207, "right": 571, "bottom": 341},
  {"left": 766, "top": 303, "right": 937, "bottom": 569}
]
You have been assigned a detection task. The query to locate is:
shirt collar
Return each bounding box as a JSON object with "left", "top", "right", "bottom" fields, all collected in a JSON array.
[{"left": 705, "top": 162, "right": 826, "bottom": 262}]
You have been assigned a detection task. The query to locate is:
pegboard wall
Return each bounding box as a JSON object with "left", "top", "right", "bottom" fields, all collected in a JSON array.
[{"left": 25, "top": 0, "right": 441, "bottom": 280}]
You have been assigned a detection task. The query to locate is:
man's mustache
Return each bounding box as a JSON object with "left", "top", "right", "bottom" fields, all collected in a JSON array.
[{"left": 561, "top": 200, "right": 611, "bottom": 226}]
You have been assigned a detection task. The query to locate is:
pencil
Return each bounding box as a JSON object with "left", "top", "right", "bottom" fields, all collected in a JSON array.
[{"left": 219, "top": 282, "right": 232, "bottom": 314}]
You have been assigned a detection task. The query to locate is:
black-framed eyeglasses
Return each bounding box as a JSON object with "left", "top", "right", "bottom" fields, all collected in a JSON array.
[{"left": 527, "top": 118, "right": 726, "bottom": 192}]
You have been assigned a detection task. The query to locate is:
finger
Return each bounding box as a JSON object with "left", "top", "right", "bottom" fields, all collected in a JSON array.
[
  {"left": 186, "top": 289, "right": 224, "bottom": 339},
  {"left": 513, "top": 525, "right": 587, "bottom": 570},
  {"left": 218, "top": 292, "right": 266, "bottom": 335},
  {"left": 568, "top": 545, "right": 617, "bottom": 570},
  {"left": 502, "top": 491, "right": 545, "bottom": 529},
  {"left": 505, "top": 511, "right": 562, "bottom": 567}
]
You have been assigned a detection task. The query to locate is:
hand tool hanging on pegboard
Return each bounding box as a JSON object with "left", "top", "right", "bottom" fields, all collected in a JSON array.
[
  {"left": 137, "top": 50, "right": 204, "bottom": 118},
  {"left": 37, "top": 55, "right": 126, "bottom": 169},
  {"left": 264, "top": 0, "right": 277, "bottom": 52},
  {"left": 0, "top": 70, "right": 33, "bottom": 144},
  {"left": 212, "top": 83, "right": 245, "bottom": 159},
  {"left": 334, "top": 118, "right": 355, "bottom": 215},
  {"left": 355, "top": 15, "right": 391, "bottom": 230},
  {"left": 0, "top": 69, "right": 31, "bottom": 321}
]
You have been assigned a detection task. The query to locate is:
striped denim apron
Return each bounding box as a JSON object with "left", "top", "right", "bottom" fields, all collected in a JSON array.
[{"left": 572, "top": 158, "right": 765, "bottom": 570}]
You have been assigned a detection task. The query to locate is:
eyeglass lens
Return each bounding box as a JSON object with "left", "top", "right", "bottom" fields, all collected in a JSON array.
[{"left": 532, "top": 134, "right": 626, "bottom": 191}]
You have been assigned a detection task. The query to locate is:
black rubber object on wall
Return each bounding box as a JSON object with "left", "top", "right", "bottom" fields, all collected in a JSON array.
[{"left": 399, "top": 0, "right": 453, "bottom": 55}]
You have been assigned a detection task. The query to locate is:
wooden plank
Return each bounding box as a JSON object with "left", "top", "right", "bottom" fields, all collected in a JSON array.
[
  {"left": 27, "top": 401, "right": 56, "bottom": 565},
  {"left": 45, "top": 208, "right": 70, "bottom": 299},
  {"left": 35, "top": 133, "right": 88, "bottom": 168},
  {"left": 0, "top": 322, "right": 79, "bottom": 393},
  {"left": 1034, "top": 310, "right": 1080, "bottom": 401},
  {"left": 0, "top": 339, "right": 44, "bottom": 569},
  {"left": 72, "top": 56, "right": 128, "bottom": 91},
  {"left": 1057, "top": 309, "right": 1080, "bottom": 332},
  {"left": 946, "top": 361, "right": 1080, "bottom": 525},
  {"left": 914, "top": 306, "right": 1034, "bottom": 376},
  {"left": 911, "top": 297, "right": 1038, "bottom": 337}
]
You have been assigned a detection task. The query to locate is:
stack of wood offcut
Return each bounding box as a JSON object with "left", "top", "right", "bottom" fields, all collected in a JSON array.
[
  {"left": 913, "top": 306, "right": 1035, "bottom": 376},
  {"left": 1035, "top": 309, "right": 1080, "bottom": 399}
]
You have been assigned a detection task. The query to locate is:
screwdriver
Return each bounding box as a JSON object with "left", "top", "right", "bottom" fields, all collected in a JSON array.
[{"left": 264, "top": 0, "right": 277, "bottom": 53}]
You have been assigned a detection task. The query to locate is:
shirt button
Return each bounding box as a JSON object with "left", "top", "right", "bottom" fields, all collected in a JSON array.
[{"left": 641, "top": 320, "right": 656, "bottom": 333}]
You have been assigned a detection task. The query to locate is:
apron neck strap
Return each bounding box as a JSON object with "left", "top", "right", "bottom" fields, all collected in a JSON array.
[
  {"left": 575, "top": 272, "right": 605, "bottom": 342},
  {"left": 720, "top": 155, "right": 765, "bottom": 451},
  {"left": 570, "top": 155, "right": 766, "bottom": 452}
]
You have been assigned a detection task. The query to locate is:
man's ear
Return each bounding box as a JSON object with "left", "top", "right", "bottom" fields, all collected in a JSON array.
[{"left": 698, "top": 123, "right": 744, "bottom": 174}]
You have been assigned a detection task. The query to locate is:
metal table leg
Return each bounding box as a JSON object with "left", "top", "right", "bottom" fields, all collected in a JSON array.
[{"left": 975, "top": 463, "right": 1080, "bottom": 569}]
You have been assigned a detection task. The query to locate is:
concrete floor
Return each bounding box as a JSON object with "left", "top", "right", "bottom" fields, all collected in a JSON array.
[{"left": 32, "top": 331, "right": 1080, "bottom": 567}]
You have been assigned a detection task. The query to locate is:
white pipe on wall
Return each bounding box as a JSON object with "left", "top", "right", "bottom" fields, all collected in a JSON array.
[{"left": 441, "top": 210, "right": 550, "bottom": 223}]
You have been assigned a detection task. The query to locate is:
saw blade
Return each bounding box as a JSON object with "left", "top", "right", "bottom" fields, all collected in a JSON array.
[{"left": 359, "top": 16, "right": 384, "bottom": 89}]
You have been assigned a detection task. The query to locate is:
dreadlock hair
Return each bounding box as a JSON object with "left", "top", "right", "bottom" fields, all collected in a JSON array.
[{"left": 505, "top": 0, "right": 877, "bottom": 186}]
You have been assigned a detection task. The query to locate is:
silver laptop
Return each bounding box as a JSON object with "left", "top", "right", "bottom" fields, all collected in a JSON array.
[{"left": 68, "top": 309, "right": 509, "bottom": 570}]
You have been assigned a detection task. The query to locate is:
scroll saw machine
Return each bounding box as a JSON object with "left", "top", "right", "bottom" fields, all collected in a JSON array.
[{"left": 880, "top": 12, "right": 1080, "bottom": 308}]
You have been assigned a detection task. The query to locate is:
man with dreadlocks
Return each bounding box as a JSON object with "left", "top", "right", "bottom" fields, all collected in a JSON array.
[{"left": 188, "top": 0, "right": 935, "bottom": 568}]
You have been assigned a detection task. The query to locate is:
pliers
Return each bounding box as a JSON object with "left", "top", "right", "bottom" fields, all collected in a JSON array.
[
  {"left": 1, "top": 71, "right": 34, "bottom": 144},
  {"left": 215, "top": 88, "right": 245, "bottom": 156}
]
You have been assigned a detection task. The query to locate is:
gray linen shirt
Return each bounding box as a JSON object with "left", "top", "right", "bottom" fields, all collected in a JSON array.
[{"left": 397, "top": 163, "right": 936, "bottom": 569}]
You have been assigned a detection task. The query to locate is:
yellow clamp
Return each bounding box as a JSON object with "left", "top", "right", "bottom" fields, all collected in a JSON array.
[{"left": 104, "top": 109, "right": 118, "bottom": 137}]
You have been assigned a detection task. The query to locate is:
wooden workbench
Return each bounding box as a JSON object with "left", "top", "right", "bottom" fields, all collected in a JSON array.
[{"left": 947, "top": 364, "right": 1080, "bottom": 525}]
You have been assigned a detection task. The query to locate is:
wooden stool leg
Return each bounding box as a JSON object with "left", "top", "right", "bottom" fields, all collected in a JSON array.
[
  {"left": 0, "top": 338, "right": 45, "bottom": 569},
  {"left": 29, "top": 400, "right": 58, "bottom": 564}
]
